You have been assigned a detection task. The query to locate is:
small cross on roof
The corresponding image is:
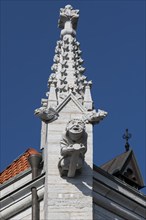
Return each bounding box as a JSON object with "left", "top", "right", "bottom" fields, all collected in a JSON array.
[{"left": 122, "top": 128, "right": 132, "bottom": 151}]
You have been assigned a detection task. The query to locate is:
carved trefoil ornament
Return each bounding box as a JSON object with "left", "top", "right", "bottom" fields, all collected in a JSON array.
[{"left": 58, "top": 119, "right": 87, "bottom": 177}]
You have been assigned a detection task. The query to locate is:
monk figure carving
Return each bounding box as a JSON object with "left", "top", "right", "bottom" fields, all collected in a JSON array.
[{"left": 58, "top": 119, "right": 87, "bottom": 177}]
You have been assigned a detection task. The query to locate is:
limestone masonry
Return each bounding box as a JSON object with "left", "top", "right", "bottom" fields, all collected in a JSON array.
[{"left": 35, "top": 5, "right": 107, "bottom": 219}]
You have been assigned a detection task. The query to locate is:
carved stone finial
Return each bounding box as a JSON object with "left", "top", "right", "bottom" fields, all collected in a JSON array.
[
  {"left": 58, "top": 5, "right": 79, "bottom": 37},
  {"left": 58, "top": 5, "right": 79, "bottom": 30},
  {"left": 46, "top": 5, "right": 91, "bottom": 105},
  {"left": 58, "top": 119, "right": 87, "bottom": 177}
]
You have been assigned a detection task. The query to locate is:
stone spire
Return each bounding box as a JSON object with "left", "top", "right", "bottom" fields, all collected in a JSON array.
[
  {"left": 34, "top": 6, "right": 107, "bottom": 220},
  {"left": 35, "top": 4, "right": 107, "bottom": 149},
  {"left": 48, "top": 5, "right": 89, "bottom": 106}
]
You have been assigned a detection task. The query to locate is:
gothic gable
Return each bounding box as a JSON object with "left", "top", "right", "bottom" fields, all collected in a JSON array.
[
  {"left": 56, "top": 93, "right": 87, "bottom": 113},
  {"left": 101, "top": 149, "right": 144, "bottom": 189}
]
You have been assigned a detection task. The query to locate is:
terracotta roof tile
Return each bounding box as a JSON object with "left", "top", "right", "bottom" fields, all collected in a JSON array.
[{"left": 0, "top": 148, "right": 40, "bottom": 184}]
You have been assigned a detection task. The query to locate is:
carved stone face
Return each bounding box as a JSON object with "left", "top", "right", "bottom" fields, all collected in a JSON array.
[
  {"left": 34, "top": 107, "right": 44, "bottom": 116},
  {"left": 66, "top": 119, "right": 85, "bottom": 140}
]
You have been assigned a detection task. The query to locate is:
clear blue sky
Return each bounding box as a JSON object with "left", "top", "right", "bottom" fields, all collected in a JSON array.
[{"left": 1, "top": 1, "right": 145, "bottom": 192}]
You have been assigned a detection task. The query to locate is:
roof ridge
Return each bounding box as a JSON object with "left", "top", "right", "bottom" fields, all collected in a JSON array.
[{"left": 100, "top": 150, "right": 131, "bottom": 168}]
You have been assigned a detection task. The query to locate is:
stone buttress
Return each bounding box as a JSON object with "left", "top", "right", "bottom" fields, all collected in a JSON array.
[{"left": 35, "top": 5, "right": 107, "bottom": 220}]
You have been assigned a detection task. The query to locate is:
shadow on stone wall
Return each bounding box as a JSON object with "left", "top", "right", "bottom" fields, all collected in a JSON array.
[{"left": 64, "top": 161, "right": 93, "bottom": 197}]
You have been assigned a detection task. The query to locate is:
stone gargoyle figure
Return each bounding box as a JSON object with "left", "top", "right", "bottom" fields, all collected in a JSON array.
[
  {"left": 34, "top": 107, "right": 58, "bottom": 123},
  {"left": 58, "top": 119, "right": 87, "bottom": 177},
  {"left": 83, "top": 109, "right": 108, "bottom": 124}
]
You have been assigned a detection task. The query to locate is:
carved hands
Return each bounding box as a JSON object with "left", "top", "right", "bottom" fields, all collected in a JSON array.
[{"left": 61, "top": 143, "right": 86, "bottom": 156}]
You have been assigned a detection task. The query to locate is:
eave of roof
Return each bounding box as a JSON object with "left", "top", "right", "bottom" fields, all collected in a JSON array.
[
  {"left": 0, "top": 148, "right": 40, "bottom": 184},
  {"left": 93, "top": 164, "right": 146, "bottom": 198}
]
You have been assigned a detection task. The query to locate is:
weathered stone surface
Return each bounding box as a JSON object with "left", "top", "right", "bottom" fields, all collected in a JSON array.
[{"left": 43, "top": 100, "right": 93, "bottom": 219}]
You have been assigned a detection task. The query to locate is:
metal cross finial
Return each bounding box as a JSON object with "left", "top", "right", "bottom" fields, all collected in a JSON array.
[{"left": 122, "top": 129, "right": 132, "bottom": 152}]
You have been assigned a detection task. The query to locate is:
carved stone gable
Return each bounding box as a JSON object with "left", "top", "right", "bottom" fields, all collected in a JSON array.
[{"left": 56, "top": 93, "right": 86, "bottom": 114}]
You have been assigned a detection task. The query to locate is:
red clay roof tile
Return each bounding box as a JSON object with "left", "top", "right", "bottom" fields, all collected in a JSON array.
[{"left": 0, "top": 148, "right": 40, "bottom": 184}]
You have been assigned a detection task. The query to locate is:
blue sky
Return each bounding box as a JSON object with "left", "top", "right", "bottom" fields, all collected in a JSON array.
[{"left": 1, "top": 1, "right": 145, "bottom": 192}]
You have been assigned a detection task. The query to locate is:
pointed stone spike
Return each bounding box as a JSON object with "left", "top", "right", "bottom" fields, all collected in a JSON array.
[
  {"left": 83, "top": 82, "right": 93, "bottom": 110},
  {"left": 47, "top": 82, "right": 57, "bottom": 107}
]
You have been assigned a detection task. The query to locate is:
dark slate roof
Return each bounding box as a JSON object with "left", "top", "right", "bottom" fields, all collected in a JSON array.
[
  {"left": 101, "top": 150, "right": 131, "bottom": 174},
  {"left": 100, "top": 149, "right": 144, "bottom": 189}
]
